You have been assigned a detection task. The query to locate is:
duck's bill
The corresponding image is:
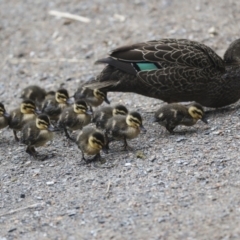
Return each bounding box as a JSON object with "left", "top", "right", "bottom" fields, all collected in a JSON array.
[
  {"left": 201, "top": 116, "right": 208, "bottom": 124},
  {"left": 35, "top": 109, "right": 42, "bottom": 114},
  {"left": 104, "top": 97, "right": 110, "bottom": 104},
  {"left": 102, "top": 145, "right": 109, "bottom": 154},
  {"left": 140, "top": 125, "right": 147, "bottom": 133},
  {"left": 48, "top": 125, "right": 59, "bottom": 132},
  {"left": 4, "top": 112, "right": 10, "bottom": 118},
  {"left": 86, "top": 109, "right": 93, "bottom": 115}
]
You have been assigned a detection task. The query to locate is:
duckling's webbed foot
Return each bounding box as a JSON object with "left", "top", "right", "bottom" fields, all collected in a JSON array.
[
  {"left": 88, "top": 153, "right": 102, "bottom": 163},
  {"left": 166, "top": 125, "right": 175, "bottom": 134},
  {"left": 26, "top": 146, "right": 37, "bottom": 159},
  {"left": 13, "top": 130, "right": 19, "bottom": 142}
]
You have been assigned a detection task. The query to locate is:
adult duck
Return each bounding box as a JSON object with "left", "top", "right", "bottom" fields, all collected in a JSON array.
[{"left": 85, "top": 38, "right": 240, "bottom": 108}]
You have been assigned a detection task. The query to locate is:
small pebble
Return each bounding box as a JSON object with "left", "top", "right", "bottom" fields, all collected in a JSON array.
[{"left": 46, "top": 181, "right": 55, "bottom": 186}]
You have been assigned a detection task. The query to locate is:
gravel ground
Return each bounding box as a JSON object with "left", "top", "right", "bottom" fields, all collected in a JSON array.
[{"left": 1, "top": 0, "right": 240, "bottom": 239}]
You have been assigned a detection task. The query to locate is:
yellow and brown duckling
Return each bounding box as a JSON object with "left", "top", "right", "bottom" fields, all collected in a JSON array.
[
  {"left": 9, "top": 99, "right": 39, "bottom": 141},
  {"left": 0, "top": 103, "right": 10, "bottom": 130},
  {"left": 74, "top": 87, "right": 110, "bottom": 109},
  {"left": 44, "top": 91, "right": 56, "bottom": 101},
  {"left": 76, "top": 125, "right": 107, "bottom": 163},
  {"left": 105, "top": 111, "right": 146, "bottom": 150},
  {"left": 153, "top": 102, "right": 208, "bottom": 133},
  {"left": 93, "top": 104, "right": 128, "bottom": 129},
  {"left": 42, "top": 88, "right": 71, "bottom": 121},
  {"left": 20, "top": 114, "right": 55, "bottom": 159},
  {"left": 57, "top": 100, "right": 92, "bottom": 140}
]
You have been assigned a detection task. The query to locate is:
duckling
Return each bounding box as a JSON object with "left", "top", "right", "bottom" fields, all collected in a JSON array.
[
  {"left": 76, "top": 126, "right": 106, "bottom": 163},
  {"left": 0, "top": 103, "right": 10, "bottom": 129},
  {"left": 20, "top": 114, "right": 55, "bottom": 159},
  {"left": 44, "top": 91, "right": 56, "bottom": 101},
  {"left": 105, "top": 111, "right": 146, "bottom": 150},
  {"left": 20, "top": 85, "right": 46, "bottom": 103},
  {"left": 153, "top": 102, "right": 208, "bottom": 133},
  {"left": 74, "top": 87, "right": 110, "bottom": 109},
  {"left": 58, "top": 100, "right": 92, "bottom": 140},
  {"left": 9, "top": 99, "right": 39, "bottom": 141},
  {"left": 42, "top": 88, "right": 71, "bottom": 121},
  {"left": 93, "top": 104, "right": 128, "bottom": 129}
]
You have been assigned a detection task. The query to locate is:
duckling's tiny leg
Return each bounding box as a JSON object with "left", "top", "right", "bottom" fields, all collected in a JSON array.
[
  {"left": 63, "top": 127, "right": 75, "bottom": 141},
  {"left": 13, "top": 130, "right": 19, "bottom": 142},
  {"left": 104, "top": 132, "right": 110, "bottom": 150},
  {"left": 123, "top": 137, "right": 129, "bottom": 150},
  {"left": 79, "top": 149, "right": 87, "bottom": 162},
  {"left": 90, "top": 153, "right": 101, "bottom": 163}
]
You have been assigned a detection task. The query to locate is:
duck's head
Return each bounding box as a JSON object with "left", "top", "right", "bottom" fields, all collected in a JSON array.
[
  {"left": 126, "top": 111, "right": 146, "bottom": 132},
  {"left": 113, "top": 105, "right": 128, "bottom": 116},
  {"left": 88, "top": 131, "right": 106, "bottom": 151},
  {"left": 224, "top": 39, "right": 240, "bottom": 64},
  {"left": 0, "top": 103, "right": 9, "bottom": 117},
  {"left": 55, "top": 89, "right": 71, "bottom": 104},
  {"left": 93, "top": 89, "right": 110, "bottom": 104},
  {"left": 188, "top": 103, "right": 208, "bottom": 123},
  {"left": 20, "top": 99, "right": 38, "bottom": 114},
  {"left": 36, "top": 114, "right": 55, "bottom": 131},
  {"left": 74, "top": 100, "right": 92, "bottom": 115}
]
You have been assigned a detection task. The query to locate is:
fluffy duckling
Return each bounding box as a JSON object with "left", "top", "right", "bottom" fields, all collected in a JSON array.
[
  {"left": 153, "top": 102, "right": 208, "bottom": 133},
  {"left": 105, "top": 111, "right": 146, "bottom": 150},
  {"left": 20, "top": 114, "right": 55, "bottom": 159},
  {"left": 9, "top": 99, "right": 39, "bottom": 141},
  {"left": 74, "top": 87, "right": 110, "bottom": 109},
  {"left": 58, "top": 100, "right": 92, "bottom": 140},
  {"left": 0, "top": 103, "right": 10, "bottom": 129},
  {"left": 42, "top": 88, "right": 71, "bottom": 121},
  {"left": 44, "top": 91, "right": 56, "bottom": 101},
  {"left": 93, "top": 104, "right": 128, "bottom": 129},
  {"left": 20, "top": 85, "right": 46, "bottom": 103},
  {"left": 76, "top": 126, "right": 106, "bottom": 163}
]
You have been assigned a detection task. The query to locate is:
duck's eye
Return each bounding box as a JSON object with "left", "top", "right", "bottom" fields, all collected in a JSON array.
[
  {"left": 131, "top": 119, "right": 140, "bottom": 125},
  {"left": 77, "top": 106, "right": 86, "bottom": 111}
]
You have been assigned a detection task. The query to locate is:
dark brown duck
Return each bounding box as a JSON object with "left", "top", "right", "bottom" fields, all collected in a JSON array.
[{"left": 84, "top": 38, "right": 240, "bottom": 108}]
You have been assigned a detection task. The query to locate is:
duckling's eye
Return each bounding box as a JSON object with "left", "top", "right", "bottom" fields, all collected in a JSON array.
[
  {"left": 131, "top": 119, "right": 140, "bottom": 125},
  {"left": 76, "top": 106, "right": 86, "bottom": 111},
  {"left": 194, "top": 110, "right": 203, "bottom": 116},
  {"left": 92, "top": 139, "right": 103, "bottom": 146},
  {"left": 96, "top": 92, "right": 105, "bottom": 98},
  {"left": 116, "top": 110, "right": 127, "bottom": 115},
  {"left": 38, "top": 120, "right": 48, "bottom": 125}
]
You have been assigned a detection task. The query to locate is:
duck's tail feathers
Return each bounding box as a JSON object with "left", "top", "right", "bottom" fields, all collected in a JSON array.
[
  {"left": 95, "top": 57, "right": 136, "bottom": 75},
  {"left": 83, "top": 80, "right": 118, "bottom": 91}
]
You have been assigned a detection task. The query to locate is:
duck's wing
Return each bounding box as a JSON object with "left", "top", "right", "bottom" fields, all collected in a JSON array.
[{"left": 108, "top": 39, "right": 225, "bottom": 70}]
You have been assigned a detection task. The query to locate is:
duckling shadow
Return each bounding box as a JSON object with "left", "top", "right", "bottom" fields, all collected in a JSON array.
[{"left": 159, "top": 128, "right": 200, "bottom": 137}]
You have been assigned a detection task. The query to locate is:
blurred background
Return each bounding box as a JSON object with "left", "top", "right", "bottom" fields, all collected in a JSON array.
[{"left": 1, "top": 0, "right": 239, "bottom": 104}]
